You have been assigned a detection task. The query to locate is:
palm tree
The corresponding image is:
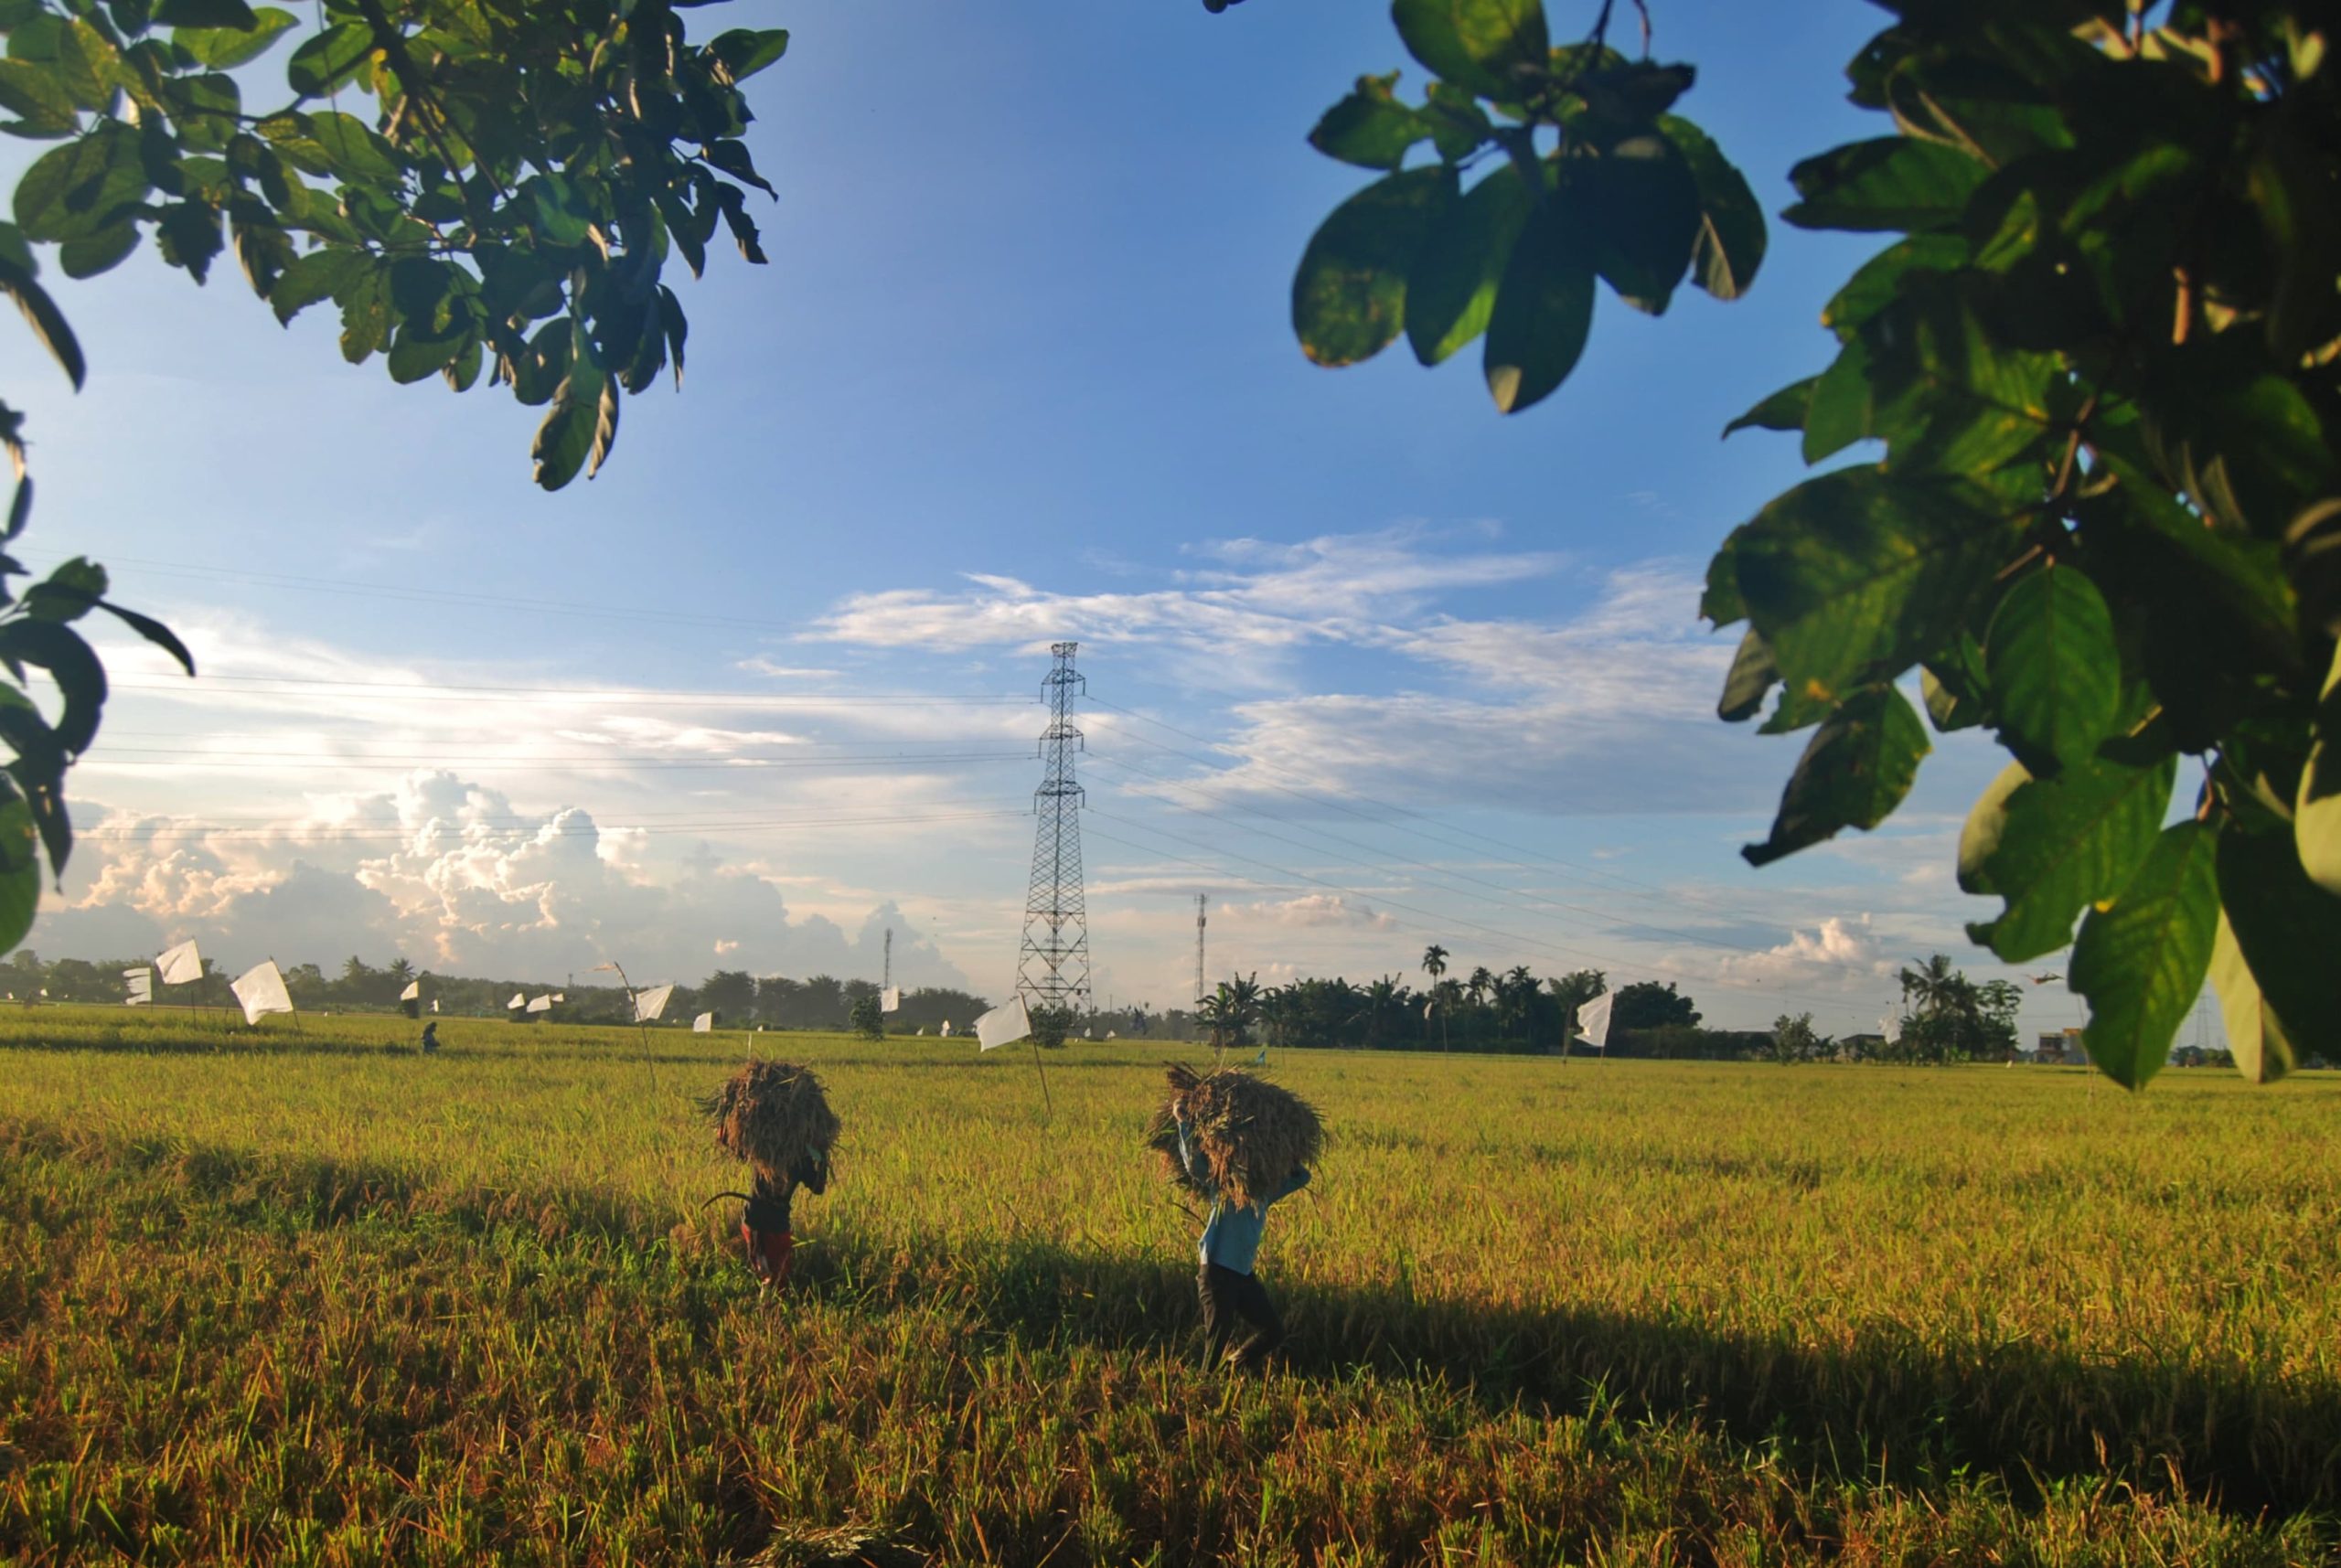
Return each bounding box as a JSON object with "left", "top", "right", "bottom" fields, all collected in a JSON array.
[
  {"left": 1435, "top": 977, "right": 1464, "bottom": 1051},
  {"left": 1497, "top": 965, "right": 1537, "bottom": 1046},
  {"left": 1420, "top": 945, "right": 1449, "bottom": 1049}
]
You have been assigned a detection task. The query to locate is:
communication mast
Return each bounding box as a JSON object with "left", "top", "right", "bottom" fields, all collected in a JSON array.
[
  {"left": 1194, "top": 892, "right": 1208, "bottom": 1008},
  {"left": 1017, "top": 643, "right": 1092, "bottom": 1015}
]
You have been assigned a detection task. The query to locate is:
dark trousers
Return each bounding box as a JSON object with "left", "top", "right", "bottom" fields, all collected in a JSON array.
[{"left": 1198, "top": 1262, "right": 1284, "bottom": 1370}]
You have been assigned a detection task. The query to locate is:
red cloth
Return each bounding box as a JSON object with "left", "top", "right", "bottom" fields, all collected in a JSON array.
[{"left": 743, "top": 1222, "right": 794, "bottom": 1287}]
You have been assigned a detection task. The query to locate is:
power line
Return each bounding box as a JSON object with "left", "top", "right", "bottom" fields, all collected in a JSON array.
[
  {"left": 1083, "top": 807, "right": 1854, "bottom": 1013},
  {"left": 87, "top": 805, "right": 1031, "bottom": 842},
  {"left": 1087, "top": 694, "right": 1803, "bottom": 937},
  {"left": 1086, "top": 750, "right": 1781, "bottom": 959}
]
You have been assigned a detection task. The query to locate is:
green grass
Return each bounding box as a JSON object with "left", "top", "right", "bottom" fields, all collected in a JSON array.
[{"left": 3, "top": 1006, "right": 2337, "bottom": 1564}]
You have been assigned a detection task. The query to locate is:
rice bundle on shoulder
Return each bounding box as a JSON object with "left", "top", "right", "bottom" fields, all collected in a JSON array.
[
  {"left": 702, "top": 1059, "right": 839, "bottom": 1182},
  {"left": 1145, "top": 1062, "right": 1321, "bottom": 1209}
]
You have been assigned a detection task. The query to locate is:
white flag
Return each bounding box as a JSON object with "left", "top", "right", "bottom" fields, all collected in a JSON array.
[
  {"left": 230, "top": 960, "right": 294, "bottom": 1025},
  {"left": 940, "top": 1019, "right": 953, "bottom": 1038},
  {"left": 974, "top": 997, "right": 1031, "bottom": 1051},
  {"left": 881, "top": 986, "right": 902, "bottom": 1014},
  {"left": 124, "top": 966, "right": 153, "bottom": 1005},
  {"left": 1575, "top": 992, "right": 1614, "bottom": 1050},
  {"left": 431, "top": 998, "right": 440, "bottom": 1014},
  {"left": 1880, "top": 1010, "right": 1904, "bottom": 1044},
  {"left": 400, "top": 979, "right": 421, "bottom": 1002},
  {"left": 1424, "top": 997, "right": 1435, "bottom": 1019},
  {"left": 634, "top": 984, "right": 675, "bottom": 1022},
  {"left": 507, "top": 992, "right": 526, "bottom": 1010},
  {"left": 1106, "top": 1029, "right": 1117, "bottom": 1040},
  {"left": 552, "top": 993, "right": 565, "bottom": 1003},
  {"left": 692, "top": 1011, "right": 714, "bottom": 1033},
  {"left": 527, "top": 994, "right": 552, "bottom": 1014},
  {"left": 1083, "top": 1026, "right": 1095, "bottom": 1040},
  {"left": 155, "top": 940, "right": 202, "bottom": 986}
]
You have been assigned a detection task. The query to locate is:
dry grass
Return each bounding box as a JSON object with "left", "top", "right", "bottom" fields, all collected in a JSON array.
[
  {"left": 704, "top": 1059, "right": 839, "bottom": 1184},
  {"left": 1, "top": 1006, "right": 2336, "bottom": 1564},
  {"left": 1147, "top": 1063, "right": 1322, "bottom": 1207}
]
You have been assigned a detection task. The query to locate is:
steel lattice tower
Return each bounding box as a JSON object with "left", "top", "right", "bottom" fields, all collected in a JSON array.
[{"left": 1018, "top": 642, "right": 1091, "bottom": 1014}]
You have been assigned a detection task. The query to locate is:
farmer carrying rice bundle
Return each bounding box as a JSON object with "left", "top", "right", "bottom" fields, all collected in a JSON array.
[
  {"left": 1148, "top": 1063, "right": 1320, "bottom": 1371},
  {"left": 702, "top": 1060, "right": 839, "bottom": 1290}
]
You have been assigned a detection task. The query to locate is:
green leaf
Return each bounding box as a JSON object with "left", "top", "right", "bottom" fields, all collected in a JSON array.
[
  {"left": 1657, "top": 114, "right": 1764, "bottom": 301},
  {"left": 1309, "top": 72, "right": 1431, "bottom": 172},
  {"left": 1391, "top": 0, "right": 1548, "bottom": 103},
  {"left": 1784, "top": 136, "right": 1986, "bottom": 233},
  {"left": 2217, "top": 822, "right": 2341, "bottom": 1067},
  {"left": 1731, "top": 467, "right": 2017, "bottom": 709},
  {"left": 1404, "top": 163, "right": 1530, "bottom": 366},
  {"left": 1959, "top": 752, "right": 2176, "bottom": 964},
  {"left": 706, "top": 27, "right": 788, "bottom": 84},
  {"left": 1482, "top": 191, "right": 1592, "bottom": 414},
  {"left": 58, "top": 223, "right": 138, "bottom": 279},
  {"left": 1716, "top": 628, "right": 1776, "bottom": 723},
  {"left": 1919, "top": 634, "right": 1987, "bottom": 733},
  {"left": 1983, "top": 566, "right": 2120, "bottom": 773},
  {"left": 0, "top": 252, "right": 84, "bottom": 388},
  {"left": 1742, "top": 683, "right": 1929, "bottom": 866},
  {"left": 305, "top": 112, "right": 401, "bottom": 184},
  {"left": 268, "top": 246, "right": 358, "bottom": 325},
  {"left": 95, "top": 601, "right": 194, "bottom": 675},
  {"left": 0, "top": 784, "right": 40, "bottom": 955},
  {"left": 2208, "top": 909, "right": 2297, "bottom": 1084},
  {"left": 153, "top": 0, "right": 258, "bottom": 26},
  {"left": 2070, "top": 819, "right": 2218, "bottom": 1089},
  {"left": 0, "top": 58, "right": 80, "bottom": 134},
  {"left": 285, "top": 21, "right": 371, "bottom": 98},
  {"left": 14, "top": 123, "right": 148, "bottom": 242},
  {"left": 0, "top": 617, "right": 106, "bottom": 754},
  {"left": 1577, "top": 134, "right": 1697, "bottom": 315},
  {"left": 1821, "top": 233, "right": 1967, "bottom": 343},
  {"left": 1292, "top": 165, "right": 1452, "bottom": 368},
  {"left": 176, "top": 6, "right": 296, "bottom": 69},
  {"left": 1722, "top": 376, "right": 1813, "bottom": 438},
  {"left": 2300, "top": 641, "right": 2341, "bottom": 897}
]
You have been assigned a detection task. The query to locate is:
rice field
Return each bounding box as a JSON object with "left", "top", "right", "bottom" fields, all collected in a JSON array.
[{"left": 4, "top": 1006, "right": 2338, "bottom": 1565}]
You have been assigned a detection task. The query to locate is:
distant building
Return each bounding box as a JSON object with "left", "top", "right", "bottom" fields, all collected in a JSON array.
[{"left": 2032, "top": 1028, "right": 2087, "bottom": 1064}]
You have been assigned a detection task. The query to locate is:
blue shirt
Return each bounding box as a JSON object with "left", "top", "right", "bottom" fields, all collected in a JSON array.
[{"left": 1178, "top": 1119, "right": 1310, "bottom": 1275}]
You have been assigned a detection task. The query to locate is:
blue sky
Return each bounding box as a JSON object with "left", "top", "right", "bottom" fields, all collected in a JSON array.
[{"left": 10, "top": 1, "right": 2186, "bottom": 1044}]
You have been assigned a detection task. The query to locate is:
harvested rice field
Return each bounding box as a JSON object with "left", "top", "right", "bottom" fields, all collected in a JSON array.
[{"left": 4, "top": 1008, "right": 2339, "bottom": 1565}]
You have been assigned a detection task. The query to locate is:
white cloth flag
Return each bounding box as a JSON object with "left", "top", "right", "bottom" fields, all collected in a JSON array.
[
  {"left": 974, "top": 997, "right": 1031, "bottom": 1051},
  {"left": 552, "top": 993, "right": 565, "bottom": 1003},
  {"left": 1575, "top": 992, "right": 1614, "bottom": 1050},
  {"left": 1880, "top": 1010, "right": 1904, "bottom": 1044},
  {"left": 400, "top": 980, "right": 422, "bottom": 1002},
  {"left": 230, "top": 960, "right": 294, "bottom": 1025},
  {"left": 1424, "top": 998, "right": 1435, "bottom": 1019},
  {"left": 431, "top": 998, "right": 440, "bottom": 1014},
  {"left": 940, "top": 1020, "right": 953, "bottom": 1038},
  {"left": 881, "top": 986, "right": 902, "bottom": 1014},
  {"left": 124, "top": 967, "right": 153, "bottom": 1006},
  {"left": 527, "top": 995, "right": 552, "bottom": 1014},
  {"left": 692, "top": 1011, "right": 714, "bottom": 1033},
  {"left": 155, "top": 940, "right": 202, "bottom": 986},
  {"left": 634, "top": 984, "right": 675, "bottom": 1023}
]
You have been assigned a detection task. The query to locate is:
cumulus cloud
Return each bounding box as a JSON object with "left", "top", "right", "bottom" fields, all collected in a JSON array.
[
  {"left": 39, "top": 771, "right": 975, "bottom": 988},
  {"left": 1715, "top": 914, "right": 1899, "bottom": 989}
]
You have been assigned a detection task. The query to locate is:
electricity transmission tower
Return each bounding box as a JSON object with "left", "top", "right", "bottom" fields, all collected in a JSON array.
[{"left": 1018, "top": 642, "right": 1091, "bottom": 1015}]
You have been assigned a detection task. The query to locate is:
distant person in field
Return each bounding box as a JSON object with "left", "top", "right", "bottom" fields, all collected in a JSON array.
[
  {"left": 1172, "top": 1093, "right": 1310, "bottom": 1371},
  {"left": 420, "top": 1021, "right": 439, "bottom": 1054},
  {"left": 742, "top": 1147, "right": 828, "bottom": 1290}
]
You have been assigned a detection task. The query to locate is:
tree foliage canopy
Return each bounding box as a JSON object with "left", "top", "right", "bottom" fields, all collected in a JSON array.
[
  {"left": 0, "top": 0, "right": 782, "bottom": 953},
  {"left": 1299, "top": 0, "right": 2341, "bottom": 1088}
]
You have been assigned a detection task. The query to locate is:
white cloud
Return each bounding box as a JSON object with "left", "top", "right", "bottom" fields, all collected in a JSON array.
[
  {"left": 1715, "top": 914, "right": 1899, "bottom": 990},
  {"left": 40, "top": 772, "right": 976, "bottom": 988},
  {"left": 1218, "top": 893, "right": 1395, "bottom": 930}
]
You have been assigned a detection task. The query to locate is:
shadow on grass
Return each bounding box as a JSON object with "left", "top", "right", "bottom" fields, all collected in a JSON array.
[{"left": 7, "top": 1116, "right": 2336, "bottom": 1526}]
